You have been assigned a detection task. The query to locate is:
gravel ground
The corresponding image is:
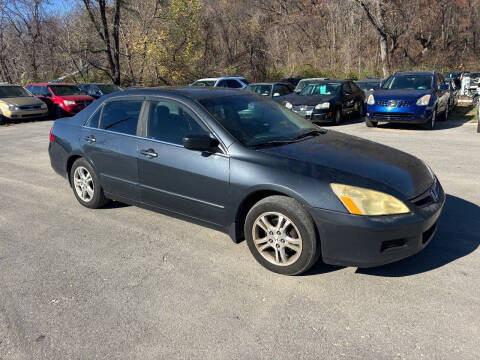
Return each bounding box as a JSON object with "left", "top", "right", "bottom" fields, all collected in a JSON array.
[{"left": 0, "top": 116, "right": 479, "bottom": 360}]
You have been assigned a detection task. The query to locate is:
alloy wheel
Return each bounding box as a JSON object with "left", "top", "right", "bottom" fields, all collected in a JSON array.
[
  {"left": 73, "top": 166, "right": 95, "bottom": 202},
  {"left": 252, "top": 212, "right": 302, "bottom": 266}
]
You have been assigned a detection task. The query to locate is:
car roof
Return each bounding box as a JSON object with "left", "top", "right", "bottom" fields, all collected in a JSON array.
[
  {"left": 394, "top": 71, "right": 435, "bottom": 76},
  {"left": 249, "top": 82, "right": 290, "bottom": 86},
  {"left": 357, "top": 78, "right": 382, "bottom": 82},
  {"left": 26, "top": 82, "right": 76, "bottom": 86},
  {"left": 299, "top": 78, "right": 329, "bottom": 81},
  {"left": 109, "top": 87, "right": 251, "bottom": 101},
  {"left": 194, "top": 76, "right": 246, "bottom": 82}
]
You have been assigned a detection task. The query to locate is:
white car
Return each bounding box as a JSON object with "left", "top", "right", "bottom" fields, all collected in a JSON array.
[{"left": 189, "top": 76, "right": 248, "bottom": 89}]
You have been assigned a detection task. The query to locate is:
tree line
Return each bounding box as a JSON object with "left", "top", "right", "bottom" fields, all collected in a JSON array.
[{"left": 0, "top": 0, "right": 478, "bottom": 86}]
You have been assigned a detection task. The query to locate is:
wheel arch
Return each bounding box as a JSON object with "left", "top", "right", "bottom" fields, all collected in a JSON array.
[{"left": 229, "top": 186, "right": 311, "bottom": 244}]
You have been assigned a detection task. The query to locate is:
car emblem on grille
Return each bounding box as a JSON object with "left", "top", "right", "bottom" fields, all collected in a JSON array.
[
  {"left": 429, "top": 186, "right": 438, "bottom": 201},
  {"left": 388, "top": 100, "right": 398, "bottom": 107}
]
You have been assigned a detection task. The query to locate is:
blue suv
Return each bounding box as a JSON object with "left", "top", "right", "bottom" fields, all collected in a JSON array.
[{"left": 366, "top": 71, "right": 450, "bottom": 130}]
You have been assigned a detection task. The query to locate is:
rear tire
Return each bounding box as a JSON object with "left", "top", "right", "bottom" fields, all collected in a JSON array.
[
  {"left": 70, "top": 158, "right": 109, "bottom": 209},
  {"left": 244, "top": 195, "right": 320, "bottom": 275},
  {"left": 442, "top": 105, "right": 449, "bottom": 121},
  {"left": 365, "top": 118, "right": 378, "bottom": 127},
  {"left": 0, "top": 115, "right": 6, "bottom": 125}
]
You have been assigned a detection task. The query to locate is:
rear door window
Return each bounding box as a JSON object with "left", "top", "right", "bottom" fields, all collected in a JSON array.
[
  {"left": 226, "top": 79, "right": 242, "bottom": 88},
  {"left": 99, "top": 101, "right": 143, "bottom": 136}
]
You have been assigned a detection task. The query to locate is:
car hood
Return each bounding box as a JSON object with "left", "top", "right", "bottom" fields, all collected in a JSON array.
[
  {"left": 257, "top": 130, "right": 434, "bottom": 199},
  {"left": 373, "top": 89, "right": 432, "bottom": 101},
  {"left": 55, "top": 95, "right": 94, "bottom": 101},
  {"left": 285, "top": 93, "right": 336, "bottom": 106},
  {"left": 1, "top": 96, "right": 45, "bottom": 106}
]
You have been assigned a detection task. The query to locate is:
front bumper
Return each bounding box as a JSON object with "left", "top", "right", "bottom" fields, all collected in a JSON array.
[
  {"left": 308, "top": 181, "right": 445, "bottom": 268},
  {"left": 6, "top": 109, "right": 48, "bottom": 119},
  {"left": 292, "top": 107, "right": 334, "bottom": 122},
  {"left": 366, "top": 104, "right": 433, "bottom": 124}
]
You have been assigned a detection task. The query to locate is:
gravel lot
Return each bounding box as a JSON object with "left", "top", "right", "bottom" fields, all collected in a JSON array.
[{"left": 0, "top": 115, "right": 479, "bottom": 359}]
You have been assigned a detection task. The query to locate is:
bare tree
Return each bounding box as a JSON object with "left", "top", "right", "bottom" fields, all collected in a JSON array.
[{"left": 81, "top": 0, "right": 123, "bottom": 84}]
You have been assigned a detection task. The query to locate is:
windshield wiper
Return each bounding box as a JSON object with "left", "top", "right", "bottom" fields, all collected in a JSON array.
[
  {"left": 251, "top": 129, "right": 327, "bottom": 149},
  {"left": 291, "top": 129, "right": 327, "bottom": 141}
]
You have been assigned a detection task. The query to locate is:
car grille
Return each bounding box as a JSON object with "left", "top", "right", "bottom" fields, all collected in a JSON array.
[
  {"left": 18, "top": 104, "right": 42, "bottom": 110},
  {"left": 371, "top": 112, "right": 414, "bottom": 120},
  {"left": 376, "top": 100, "right": 412, "bottom": 107},
  {"left": 410, "top": 180, "right": 439, "bottom": 207},
  {"left": 292, "top": 105, "right": 314, "bottom": 112}
]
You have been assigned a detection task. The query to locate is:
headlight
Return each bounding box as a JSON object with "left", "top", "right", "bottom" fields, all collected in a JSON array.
[
  {"left": 285, "top": 102, "right": 293, "bottom": 109},
  {"left": 367, "top": 94, "right": 375, "bottom": 105},
  {"left": 416, "top": 94, "right": 431, "bottom": 106},
  {"left": 330, "top": 183, "right": 410, "bottom": 216},
  {"left": 63, "top": 100, "right": 75, "bottom": 106},
  {"left": 8, "top": 104, "right": 19, "bottom": 111},
  {"left": 315, "top": 102, "right": 330, "bottom": 110}
]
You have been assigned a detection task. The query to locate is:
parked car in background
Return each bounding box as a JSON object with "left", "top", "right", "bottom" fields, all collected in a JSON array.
[
  {"left": 280, "top": 77, "right": 302, "bottom": 87},
  {"left": 49, "top": 87, "right": 445, "bottom": 275},
  {"left": 294, "top": 78, "right": 329, "bottom": 94},
  {"left": 284, "top": 80, "right": 365, "bottom": 124},
  {"left": 25, "top": 83, "right": 94, "bottom": 118},
  {"left": 245, "top": 82, "right": 294, "bottom": 102},
  {"left": 355, "top": 78, "right": 382, "bottom": 100},
  {"left": 77, "top": 83, "right": 122, "bottom": 99},
  {"left": 365, "top": 71, "right": 450, "bottom": 130},
  {"left": 189, "top": 76, "right": 248, "bottom": 89},
  {"left": 445, "top": 78, "right": 458, "bottom": 109},
  {"left": 444, "top": 71, "right": 463, "bottom": 88},
  {"left": 0, "top": 83, "right": 48, "bottom": 124},
  {"left": 468, "top": 72, "right": 480, "bottom": 89}
]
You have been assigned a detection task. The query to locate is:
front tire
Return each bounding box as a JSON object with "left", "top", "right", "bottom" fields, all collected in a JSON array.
[
  {"left": 244, "top": 196, "right": 320, "bottom": 275},
  {"left": 334, "top": 108, "right": 342, "bottom": 125},
  {"left": 70, "top": 158, "right": 109, "bottom": 209},
  {"left": 423, "top": 109, "right": 436, "bottom": 130}
]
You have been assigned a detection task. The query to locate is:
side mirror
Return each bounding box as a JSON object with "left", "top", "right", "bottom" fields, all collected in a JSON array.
[
  {"left": 183, "top": 135, "right": 219, "bottom": 153},
  {"left": 273, "top": 92, "right": 281, "bottom": 97},
  {"left": 439, "top": 84, "right": 448, "bottom": 91}
]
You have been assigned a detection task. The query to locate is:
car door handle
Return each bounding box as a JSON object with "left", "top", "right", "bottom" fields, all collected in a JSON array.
[
  {"left": 140, "top": 149, "right": 158, "bottom": 158},
  {"left": 83, "top": 135, "right": 96, "bottom": 143}
]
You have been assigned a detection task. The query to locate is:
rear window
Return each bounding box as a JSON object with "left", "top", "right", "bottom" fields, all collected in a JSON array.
[
  {"left": 99, "top": 101, "right": 143, "bottom": 136},
  {"left": 50, "top": 85, "right": 85, "bottom": 96},
  {"left": 191, "top": 80, "right": 216, "bottom": 87}
]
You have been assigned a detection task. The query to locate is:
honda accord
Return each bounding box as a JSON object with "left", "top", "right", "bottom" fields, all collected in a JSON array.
[{"left": 49, "top": 88, "right": 445, "bottom": 275}]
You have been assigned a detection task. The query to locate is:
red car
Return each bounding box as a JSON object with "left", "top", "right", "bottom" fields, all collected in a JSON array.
[{"left": 25, "top": 83, "right": 94, "bottom": 118}]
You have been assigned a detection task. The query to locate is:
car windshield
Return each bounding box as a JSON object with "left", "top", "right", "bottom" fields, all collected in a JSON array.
[
  {"left": 0, "top": 86, "right": 33, "bottom": 98},
  {"left": 198, "top": 95, "right": 316, "bottom": 147},
  {"left": 300, "top": 82, "right": 341, "bottom": 96},
  {"left": 97, "top": 84, "right": 122, "bottom": 94},
  {"left": 191, "top": 80, "right": 216, "bottom": 87},
  {"left": 356, "top": 82, "right": 379, "bottom": 91},
  {"left": 381, "top": 75, "right": 433, "bottom": 90},
  {"left": 50, "top": 85, "right": 85, "bottom": 96},
  {"left": 245, "top": 84, "right": 272, "bottom": 96}
]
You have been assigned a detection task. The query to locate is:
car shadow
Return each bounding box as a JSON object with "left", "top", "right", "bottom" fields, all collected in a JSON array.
[
  {"left": 356, "top": 194, "right": 479, "bottom": 277},
  {"left": 100, "top": 201, "right": 130, "bottom": 210}
]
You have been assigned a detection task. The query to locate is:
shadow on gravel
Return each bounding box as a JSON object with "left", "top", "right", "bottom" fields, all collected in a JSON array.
[
  {"left": 356, "top": 194, "right": 480, "bottom": 277},
  {"left": 100, "top": 201, "right": 130, "bottom": 210}
]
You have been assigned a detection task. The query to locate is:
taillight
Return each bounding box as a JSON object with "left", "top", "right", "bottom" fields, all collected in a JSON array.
[{"left": 49, "top": 128, "right": 55, "bottom": 142}]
